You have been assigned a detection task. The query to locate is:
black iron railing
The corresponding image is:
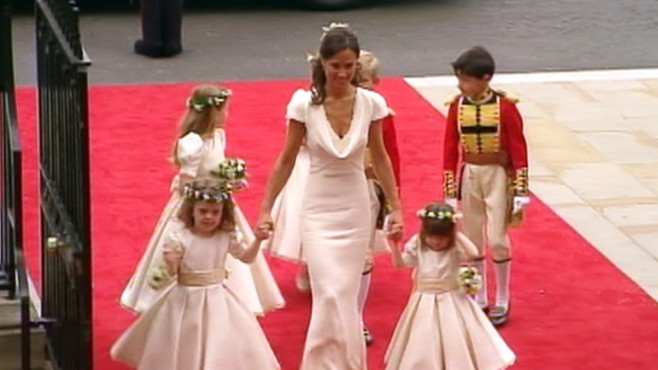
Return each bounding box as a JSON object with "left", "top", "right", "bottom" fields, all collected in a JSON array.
[
  {"left": 1, "top": 0, "right": 33, "bottom": 369},
  {"left": 36, "top": 0, "right": 93, "bottom": 368}
]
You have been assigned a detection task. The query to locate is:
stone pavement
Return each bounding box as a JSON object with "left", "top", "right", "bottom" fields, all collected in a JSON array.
[{"left": 406, "top": 69, "right": 658, "bottom": 302}]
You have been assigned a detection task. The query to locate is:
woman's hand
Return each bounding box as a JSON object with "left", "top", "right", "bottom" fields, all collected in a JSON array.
[
  {"left": 254, "top": 212, "right": 274, "bottom": 240},
  {"left": 385, "top": 209, "right": 404, "bottom": 242}
]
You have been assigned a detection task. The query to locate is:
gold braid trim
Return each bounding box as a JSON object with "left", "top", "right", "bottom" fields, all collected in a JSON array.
[
  {"left": 443, "top": 171, "right": 457, "bottom": 198},
  {"left": 494, "top": 89, "right": 520, "bottom": 103},
  {"left": 514, "top": 167, "right": 529, "bottom": 196}
]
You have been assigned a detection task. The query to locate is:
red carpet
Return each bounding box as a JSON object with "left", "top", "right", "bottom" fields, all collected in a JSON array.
[{"left": 16, "top": 78, "right": 658, "bottom": 369}]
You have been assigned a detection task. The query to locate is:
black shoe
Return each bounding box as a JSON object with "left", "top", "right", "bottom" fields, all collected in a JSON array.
[
  {"left": 363, "top": 326, "right": 374, "bottom": 346},
  {"left": 134, "top": 39, "right": 163, "bottom": 58},
  {"left": 161, "top": 44, "right": 183, "bottom": 57},
  {"left": 488, "top": 303, "right": 510, "bottom": 327}
]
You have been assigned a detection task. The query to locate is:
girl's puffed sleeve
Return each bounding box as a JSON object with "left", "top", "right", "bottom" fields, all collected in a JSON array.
[
  {"left": 177, "top": 133, "right": 204, "bottom": 177},
  {"left": 163, "top": 231, "right": 185, "bottom": 258},
  {"left": 401, "top": 234, "right": 421, "bottom": 267},
  {"left": 455, "top": 232, "right": 479, "bottom": 260},
  {"left": 227, "top": 230, "right": 247, "bottom": 260},
  {"left": 148, "top": 231, "right": 185, "bottom": 289},
  {"left": 286, "top": 89, "right": 310, "bottom": 123}
]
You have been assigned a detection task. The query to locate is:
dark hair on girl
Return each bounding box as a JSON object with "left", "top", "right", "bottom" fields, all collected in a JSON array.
[
  {"left": 418, "top": 202, "right": 458, "bottom": 249},
  {"left": 451, "top": 46, "right": 496, "bottom": 79},
  {"left": 310, "top": 26, "right": 360, "bottom": 105}
]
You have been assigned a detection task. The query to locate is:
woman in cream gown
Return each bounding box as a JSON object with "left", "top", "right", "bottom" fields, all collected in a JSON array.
[
  {"left": 120, "top": 127, "right": 284, "bottom": 315},
  {"left": 255, "top": 25, "right": 404, "bottom": 370}
]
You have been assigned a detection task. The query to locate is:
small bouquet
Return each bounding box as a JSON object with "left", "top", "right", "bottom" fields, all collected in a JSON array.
[
  {"left": 458, "top": 265, "right": 483, "bottom": 296},
  {"left": 212, "top": 157, "right": 248, "bottom": 190},
  {"left": 148, "top": 263, "right": 174, "bottom": 290}
]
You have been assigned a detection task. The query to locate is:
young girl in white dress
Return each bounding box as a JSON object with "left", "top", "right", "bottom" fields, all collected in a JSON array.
[
  {"left": 256, "top": 24, "right": 404, "bottom": 370},
  {"left": 120, "top": 84, "right": 284, "bottom": 315},
  {"left": 111, "top": 180, "right": 280, "bottom": 370},
  {"left": 386, "top": 202, "right": 516, "bottom": 370}
]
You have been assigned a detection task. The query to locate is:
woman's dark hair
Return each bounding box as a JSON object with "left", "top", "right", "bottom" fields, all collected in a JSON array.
[
  {"left": 310, "top": 26, "right": 360, "bottom": 105},
  {"left": 419, "top": 202, "right": 457, "bottom": 249},
  {"left": 451, "top": 46, "right": 496, "bottom": 79}
]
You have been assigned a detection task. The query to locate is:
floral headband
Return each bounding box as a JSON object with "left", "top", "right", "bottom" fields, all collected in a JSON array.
[
  {"left": 182, "top": 181, "right": 232, "bottom": 202},
  {"left": 186, "top": 89, "right": 232, "bottom": 112},
  {"left": 416, "top": 208, "right": 461, "bottom": 221}
]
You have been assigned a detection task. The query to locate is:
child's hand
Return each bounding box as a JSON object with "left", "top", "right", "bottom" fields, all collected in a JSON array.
[
  {"left": 385, "top": 209, "right": 404, "bottom": 242},
  {"left": 254, "top": 212, "right": 274, "bottom": 240},
  {"left": 254, "top": 226, "right": 272, "bottom": 241}
]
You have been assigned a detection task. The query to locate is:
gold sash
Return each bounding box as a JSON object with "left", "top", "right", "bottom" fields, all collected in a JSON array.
[
  {"left": 177, "top": 270, "right": 223, "bottom": 286},
  {"left": 416, "top": 278, "right": 459, "bottom": 294}
]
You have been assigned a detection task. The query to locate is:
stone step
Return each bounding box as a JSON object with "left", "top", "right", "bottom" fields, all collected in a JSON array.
[
  {"left": 0, "top": 296, "right": 48, "bottom": 370},
  {"left": 0, "top": 326, "right": 47, "bottom": 370}
]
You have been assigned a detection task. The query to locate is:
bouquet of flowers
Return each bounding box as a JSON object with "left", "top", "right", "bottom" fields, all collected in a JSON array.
[
  {"left": 212, "top": 157, "right": 248, "bottom": 190},
  {"left": 458, "top": 265, "right": 483, "bottom": 296},
  {"left": 148, "top": 263, "right": 174, "bottom": 290}
]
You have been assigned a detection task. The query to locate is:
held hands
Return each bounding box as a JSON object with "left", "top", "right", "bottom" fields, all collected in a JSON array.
[
  {"left": 512, "top": 196, "right": 531, "bottom": 214},
  {"left": 254, "top": 212, "right": 274, "bottom": 240},
  {"left": 385, "top": 209, "right": 404, "bottom": 242}
]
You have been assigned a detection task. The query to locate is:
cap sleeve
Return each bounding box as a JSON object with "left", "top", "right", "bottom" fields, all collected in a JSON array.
[
  {"left": 366, "top": 89, "right": 389, "bottom": 122},
  {"left": 401, "top": 234, "right": 421, "bottom": 267},
  {"left": 177, "top": 133, "right": 205, "bottom": 177},
  {"left": 286, "top": 89, "right": 310, "bottom": 123}
]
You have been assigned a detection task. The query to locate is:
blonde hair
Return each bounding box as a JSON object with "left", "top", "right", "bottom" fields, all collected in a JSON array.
[
  {"left": 171, "top": 84, "right": 231, "bottom": 166},
  {"left": 358, "top": 50, "right": 380, "bottom": 81}
]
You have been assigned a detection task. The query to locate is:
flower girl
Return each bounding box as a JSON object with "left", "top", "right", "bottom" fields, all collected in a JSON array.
[
  {"left": 385, "top": 202, "right": 515, "bottom": 370},
  {"left": 111, "top": 179, "right": 280, "bottom": 370}
]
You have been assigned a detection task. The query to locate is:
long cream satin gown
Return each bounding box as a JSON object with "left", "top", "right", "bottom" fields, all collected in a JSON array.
[{"left": 286, "top": 88, "right": 389, "bottom": 370}]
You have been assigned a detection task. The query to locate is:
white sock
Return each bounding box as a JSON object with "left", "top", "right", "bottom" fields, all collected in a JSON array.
[
  {"left": 473, "top": 258, "right": 487, "bottom": 308},
  {"left": 357, "top": 271, "right": 372, "bottom": 326},
  {"left": 494, "top": 259, "right": 511, "bottom": 309}
]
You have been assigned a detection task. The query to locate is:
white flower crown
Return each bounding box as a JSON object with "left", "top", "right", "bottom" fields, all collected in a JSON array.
[
  {"left": 416, "top": 208, "right": 461, "bottom": 221},
  {"left": 186, "top": 89, "right": 232, "bottom": 112},
  {"left": 182, "top": 182, "right": 232, "bottom": 202}
]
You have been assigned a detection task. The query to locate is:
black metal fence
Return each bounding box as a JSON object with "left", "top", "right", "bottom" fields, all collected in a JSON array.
[
  {"left": 36, "top": 0, "right": 93, "bottom": 368},
  {"left": 1, "top": 0, "right": 33, "bottom": 369}
]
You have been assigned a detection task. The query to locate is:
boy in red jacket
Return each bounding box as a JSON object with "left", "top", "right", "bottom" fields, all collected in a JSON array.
[{"left": 443, "top": 46, "right": 529, "bottom": 326}]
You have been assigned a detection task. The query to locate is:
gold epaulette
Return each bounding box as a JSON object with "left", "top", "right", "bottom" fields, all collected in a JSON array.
[
  {"left": 494, "top": 89, "right": 520, "bottom": 103},
  {"left": 444, "top": 93, "right": 461, "bottom": 106}
]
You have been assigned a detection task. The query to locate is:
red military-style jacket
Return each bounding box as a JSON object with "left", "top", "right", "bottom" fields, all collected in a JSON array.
[
  {"left": 365, "top": 110, "right": 401, "bottom": 189},
  {"left": 382, "top": 113, "right": 401, "bottom": 187},
  {"left": 442, "top": 90, "right": 528, "bottom": 198}
]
